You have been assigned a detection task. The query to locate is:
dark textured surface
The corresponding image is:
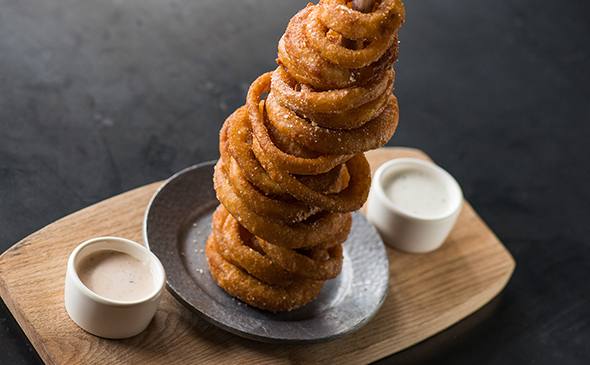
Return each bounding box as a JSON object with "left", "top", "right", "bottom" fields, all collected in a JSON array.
[
  {"left": 144, "top": 162, "right": 389, "bottom": 343},
  {"left": 0, "top": 0, "right": 588, "bottom": 363}
]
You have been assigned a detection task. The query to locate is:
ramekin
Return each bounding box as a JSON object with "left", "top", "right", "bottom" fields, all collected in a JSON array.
[
  {"left": 367, "top": 158, "right": 463, "bottom": 253},
  {"left": 64, "top": 236, "right": 165, "bottom": 339}
]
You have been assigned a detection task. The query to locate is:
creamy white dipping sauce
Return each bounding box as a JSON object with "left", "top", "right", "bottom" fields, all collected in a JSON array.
[
  {"left": 382, "top": 168, "right": 451, "bottom": 218},
  {"left": 77, "top": 250, "right": 154, "bottom": 302}
]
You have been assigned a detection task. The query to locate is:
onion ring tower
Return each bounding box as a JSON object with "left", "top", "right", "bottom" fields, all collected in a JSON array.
[{"left": 207, "top": 0, "right": 405, "bottom": 312}]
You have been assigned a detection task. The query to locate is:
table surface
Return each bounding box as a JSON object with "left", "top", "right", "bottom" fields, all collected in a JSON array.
[{"left": 0, "top": 0, "right": 588, "bottom": 364}]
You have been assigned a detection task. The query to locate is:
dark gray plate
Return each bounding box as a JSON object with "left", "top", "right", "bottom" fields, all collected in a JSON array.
[{"left": 143, "top": 161, "right": 389, "bottom": 343}]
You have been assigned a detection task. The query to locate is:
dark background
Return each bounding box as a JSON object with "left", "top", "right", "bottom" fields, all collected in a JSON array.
[{"left": 1, "top": 0, "right": 589, "bottom": 363}]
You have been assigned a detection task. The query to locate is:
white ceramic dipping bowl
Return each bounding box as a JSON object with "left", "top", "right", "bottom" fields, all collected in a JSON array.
[
  {"left": 64, "top": 236, "right": 165, "bottom": 339},
  {"left": 367, "top": 158, "right": 463, "bottom": 253}
]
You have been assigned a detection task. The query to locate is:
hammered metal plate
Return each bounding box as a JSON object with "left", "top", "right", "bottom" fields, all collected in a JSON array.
[{"left": 143, "top": 161, "right": 390, "bottom": 343}]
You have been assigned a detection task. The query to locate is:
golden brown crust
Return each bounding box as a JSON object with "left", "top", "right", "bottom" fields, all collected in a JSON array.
[
  {"left": 214, "top": 161, "right": 353, "bottom": 248},
  {"left": 318, "top": 0, "right": 405, "bottom": 41},
  {"left": 212, "top": 207, "right": 295, "bottom": 286},
  {"left": 257, "top": 238, "right": 343, "bottom": 281},
  {"left": 206, "top": 0, "right": 404, "bottom": 311},
  {"left": 206, "top": 234, "right": 324, "bottom": 312},
  {"left": 248, "top": 73, "right": 353, "bottom": 175},
  {"left": 266, "top": 93, "right": 399, "bottom": 155},
  {"left": 224, "top": 157, "right": 319, "bottom": 223}
]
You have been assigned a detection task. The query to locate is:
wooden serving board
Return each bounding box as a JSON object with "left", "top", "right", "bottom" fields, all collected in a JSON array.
[{"left": 0, "top": 147, "right": 515, "bottom": 365}]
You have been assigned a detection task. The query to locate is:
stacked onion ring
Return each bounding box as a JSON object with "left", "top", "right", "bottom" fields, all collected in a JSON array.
[{"left": 206, "top": 0, "right": 405, "bottom": 312}]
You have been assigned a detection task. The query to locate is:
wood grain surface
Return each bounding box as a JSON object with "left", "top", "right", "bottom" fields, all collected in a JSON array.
[{"left": 0, "top": 147, "right": 515, "bottom": 365}]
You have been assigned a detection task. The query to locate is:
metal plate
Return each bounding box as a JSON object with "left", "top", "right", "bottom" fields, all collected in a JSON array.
[{"left": 143, "top": 161, "right": 389, "bottom": 343}]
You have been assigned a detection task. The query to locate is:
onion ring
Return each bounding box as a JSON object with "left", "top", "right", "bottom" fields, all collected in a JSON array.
[
  {"left": 305, "top": 7, "right": 396, "bottom": 69},
  {"left": 278, "top": 6, "right": 355, "bottom": 90},
  {"left": 214, "top": 160, "right": 352, "bottom": 248},
  {"left": 212, "top": 206, "right": 295, "bottom": 286},
  {"left": 247, "top": 72, "right": 353, "bottom": 175},
  {"left": 206, "top": 235, "right": 324, "bottom": 312},
  {"left": 318, "top": 0, "right": 405, "bottom": 41},
  {"left": 224, "top": 106, "right": 353, "bottom": 195},
  {"left": 303, "top": 89, "right": 390, "bottom": 130},
  {"left": 224, "top": 106, "right": 286, "bottom": 196},
  {"left": 271, "top": 66, "right": 393, "bottom": 114},
  {"left": 257, "top": 238, "right": 344, "bottom": 281},
  {"left": 252, "top": 141, "right": 371, "bottom": 212},
  {"left": 224, "top": 157, "right": 320, "bottom": 223},
  {"left": 266, "top": 93, "right": 399, "bottom": 154},
  {"left": 206, "top": 0, "right": 404, "bottom": 311}
]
